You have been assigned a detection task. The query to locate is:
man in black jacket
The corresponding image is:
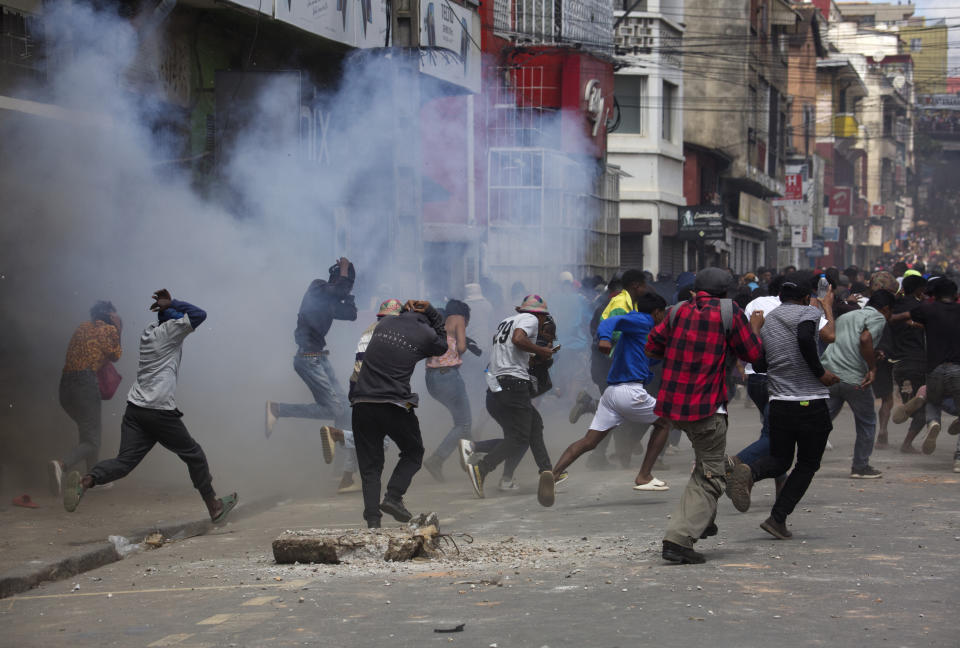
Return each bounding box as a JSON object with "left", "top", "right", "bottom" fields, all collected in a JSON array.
[
  {"left": 266, "top": 257, "right": 357, "bottom": 437},
  {"left": 350, "top": 300, "right": 448, "bottom": 528}
]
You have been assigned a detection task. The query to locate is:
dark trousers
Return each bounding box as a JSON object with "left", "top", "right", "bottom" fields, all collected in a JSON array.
[
  {"left": 352, "top": 402, "right": 424, "bottom": 525},
  {"left": 478, "top": 378, "right": 551, "bottom": 479},
  {"left": 89, "top": 403, "right": 214, "bottom": 497},
  {"left": 59, "top": 371, "right": 102, "bottom": 472},
  {"left": 749, "top": 399, "right": 833, "bottom": 524}
]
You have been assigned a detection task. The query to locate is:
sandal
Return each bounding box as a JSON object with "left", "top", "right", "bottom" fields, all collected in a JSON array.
[{"left": 212, "top": 492, "right": 239, "bottom": 523}]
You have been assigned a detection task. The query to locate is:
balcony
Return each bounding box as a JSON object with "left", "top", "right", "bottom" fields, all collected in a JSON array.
[{"left": 833, "top": 114, "right": 859, "bottom": 139}]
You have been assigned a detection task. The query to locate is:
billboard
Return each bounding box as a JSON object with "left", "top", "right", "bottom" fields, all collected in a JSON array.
[
  {"left": 829, "top": 186, "right": 852, "bottom": 217},
  {"left": 419, "top": 0, "right": 481, "bottom": 93},
  {"left": 276, "top": 0, "right": 389, "bottom": 49},
  {"left": 678, "top": 206, "right": 725, "bottom": 241},
  {"left": 791, "top": 224, "right": 812, "bottom": 248}
]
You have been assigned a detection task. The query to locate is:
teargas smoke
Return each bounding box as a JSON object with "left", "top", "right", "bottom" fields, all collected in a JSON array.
[{"left": 0, "top": 2, "right": 602, "bottom": 493}]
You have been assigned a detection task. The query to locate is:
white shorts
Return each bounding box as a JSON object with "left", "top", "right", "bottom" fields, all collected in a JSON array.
[{"left": 588, "top": 382, "right": 659, "bottom": 432}]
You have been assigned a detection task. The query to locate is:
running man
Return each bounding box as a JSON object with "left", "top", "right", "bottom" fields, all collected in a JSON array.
[
  {"left": 465, "top": 295, "right": 556, "bottom": 504},
  {"left": 63, "top": 290, "right": 237, "bottom": 523},
  {"left": 549, "top": 293, "right": 672, "bottom": 497},
  {"left": 266, "top": 257, "right": 357, "bottom": 439}
]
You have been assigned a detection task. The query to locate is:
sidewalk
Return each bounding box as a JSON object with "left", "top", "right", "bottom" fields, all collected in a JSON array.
[{"left": 0, "top": 482, "right": 274, "bottom": 598}]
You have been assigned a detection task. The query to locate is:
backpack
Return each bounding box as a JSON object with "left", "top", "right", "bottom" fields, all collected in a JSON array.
[{"left": 666, "top": 298, "right": 734, "bottom": 337}]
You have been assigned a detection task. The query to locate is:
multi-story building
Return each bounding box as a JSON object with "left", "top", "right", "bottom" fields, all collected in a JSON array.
[
  {"left": 681, "top": 0, "right": 797, "bottom": 274},
  {"left": 826, "top": 4, "right": 914, "bottom": 267},
  {"left": 608, "top": 0, "right": 686, "bottom": 277},
  {"left": 900, "top": 17, "right": 947, "bottom": 95}
]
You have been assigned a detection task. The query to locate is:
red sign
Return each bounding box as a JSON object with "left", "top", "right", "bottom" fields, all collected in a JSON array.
[
  {"left": 872, "top": 204, "right": 886, "bottom": 217},
  {"left": 829, "top": 187, "right": 852, "bottom": 217},
  {"left": 784, "top": 174, "right": 802, "bottom": 200}
]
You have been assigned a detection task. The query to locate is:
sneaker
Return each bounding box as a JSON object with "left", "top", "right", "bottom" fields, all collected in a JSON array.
[
  {"left": 554, "top": 471, "right": 569, "bottom": 486},
  {"left": 48, "top": 460, "right": 63, "bottom": 496},
  {"left": 568, "top": 390, "right": 595, "bottom": 424},
  {"left": 699, "top": 523, "right": 718, "bottom": 539},
  {"left": 63, "top": 471, "right": 85, "bottom": 513},
  {"left": 948, "top": 418, "right": 960, "bottom": 436},
  {"left": 379, "top": 497, "right": 413, "bottom": 523},
  {"left": 423, "top": 456, "right": 445, "bottom": 482},
  {"left": 661, "top": 540, "right": 705, "bottom": 565},
  {"left": 727, "top": 463, "right": 753, "bottom": 513},
  {"left": 337, "top": 475, "right": 361, "bottom": 494},
  {"left": 265, "top": 401, "right": 278, "bottom": 439},
  {"left": 467, "top": 463, "right": 485, "bottom": 498},
  {"left": 760, "top": 516, "right": 792, "bottom": 540},
  {"left": 850, "top": 465, "right": 883, "bottom": 479},
  {"left": 724, "top": 454, "right": 742, "bottom": 481},
  {"left": 664, "top": 445, "right": 679, "bottom": 456},
  {"left": 922, "top": 421, "right": 941, "bottom": 455},
  {"left": 320, "top": 426, "right": 337, "bottom": 464},
  {"left": 367, "top": 519, "right": 382, "bottom": 529},
  {"left": 893, "top": 392, "right": 927, "bottom": 424},
  {"left": 457, "top": 439, "right": 475, "bottom": 473},
  {"left": 537, "top": 470, "right": 555, "bottom": 507},
  {"left": 498, "top": 478, "right": 519, "bottom": 491}
]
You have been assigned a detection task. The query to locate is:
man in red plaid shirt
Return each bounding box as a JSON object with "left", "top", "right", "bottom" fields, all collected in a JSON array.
[{"left": 646, "top": 267, "right": 765, "bottom": 564}]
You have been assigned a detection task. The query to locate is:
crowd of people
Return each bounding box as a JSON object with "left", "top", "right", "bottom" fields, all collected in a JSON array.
[{"left": 50, "top": 249, "right": 960, "bottom": 564}]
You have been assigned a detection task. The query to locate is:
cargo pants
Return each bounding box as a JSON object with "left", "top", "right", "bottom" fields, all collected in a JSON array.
[{"left": 663, "top": 413, "right": 727, "bottom": 549}]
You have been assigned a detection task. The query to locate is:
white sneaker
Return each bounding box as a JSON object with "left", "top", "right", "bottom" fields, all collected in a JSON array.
[
  {"left": 458, "top": 439, "right": 475, "bottom": 473},
  {"left": 498, "top": 478, "right": 519, "bottom": 491},
  {"left": 48, "top": 460, "right": 63, "bottom": 496}
]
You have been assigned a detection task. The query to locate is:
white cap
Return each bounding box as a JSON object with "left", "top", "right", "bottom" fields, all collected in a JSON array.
[{"left": 559, "top": 271, "right": 574, "bottom": 283}]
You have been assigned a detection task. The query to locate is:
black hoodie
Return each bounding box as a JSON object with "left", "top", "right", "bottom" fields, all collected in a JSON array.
[{"left": 350, "top": 306, "right": 447, "bottom": 407}]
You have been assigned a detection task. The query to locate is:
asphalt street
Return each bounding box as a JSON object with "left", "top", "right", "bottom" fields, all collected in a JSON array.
[{"left": 2, "top": 401, "right": 958, "bottom": 648}]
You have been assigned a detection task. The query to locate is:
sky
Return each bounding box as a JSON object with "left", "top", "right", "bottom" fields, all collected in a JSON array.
[{"left": 912, "top": 0, "right": 960, "bottom": 72}]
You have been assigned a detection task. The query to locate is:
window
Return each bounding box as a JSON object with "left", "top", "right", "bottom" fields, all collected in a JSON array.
[
  {"left": 662, "top": 81, "right": 677, "bottom": 142},
  {"left": 614, "top": 74, "right": 646, "bottom": 134},
  {"left": 910, "top": 38, "right": 922, "bottom": 52}
]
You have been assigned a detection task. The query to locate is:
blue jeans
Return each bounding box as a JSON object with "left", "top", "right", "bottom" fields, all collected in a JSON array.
[
  {"left": 827, "top": 382, "right": 877, "bottom": 470},
  {"left": 425, "top": 367, "right": 473, "bottom": 461},
  {"left": 276, "top": 353, "right": 350, "bottom": 429},
  {"left": 736, "top": 374, "right": 771, "bottom": 465}
]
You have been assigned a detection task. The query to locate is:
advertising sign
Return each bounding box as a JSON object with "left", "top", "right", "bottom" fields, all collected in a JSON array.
[
  {"left": 784, "top": 173, "right": 802, "bottom": 200},
  {"left": 419, "top": 0, "right": 482, "bottom": 93},
  {"left": 829, "top": 186, "right": 852, "bottom": 217},
  {"left": 822, "top": 226, "right": 840, "bottom": 242},
  {"left": 277, "top": 0, "right": 390, "bottom": 50},
  {"left": 806, "top": 239, "right": 825, "bottom": 257},
  {"left": 872, "top": 203, "right": 887, "bottom": 217},
  {"left": 868, "top": 225, "right": 883, "bottom": 247},
  {"left": 677, "top": 206, "right": 725, "bottom": 241},
  {"left": 791, "top": 225, "right": 812, "bottom": 248}
]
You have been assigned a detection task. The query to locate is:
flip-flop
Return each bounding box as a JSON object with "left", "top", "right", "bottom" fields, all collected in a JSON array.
[
  {"left": 63, "top": 471, "right": 84, "bottom": 512},
  {"left": 11, "top": 494, "right": 40, "bottom": 508},
  {"left": 320, "top": 426, "right": 336, "bottom": 464},
  {"left": 633, "top": 480, "right": 669, "bottom": 491},
  {"left": 212, "top": 492, "right": 239, "bottom": 523}
]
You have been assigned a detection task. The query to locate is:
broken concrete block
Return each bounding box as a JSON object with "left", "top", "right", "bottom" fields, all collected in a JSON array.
[{"left": 273, "top": 519, "right": 443, "bottom": 565}]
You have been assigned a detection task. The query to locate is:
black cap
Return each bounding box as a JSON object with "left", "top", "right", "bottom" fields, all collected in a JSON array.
[{"left": 694, "top": 267, "right": 733, "bottom": 297}]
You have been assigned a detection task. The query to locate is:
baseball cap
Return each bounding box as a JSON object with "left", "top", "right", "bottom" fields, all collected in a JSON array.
[{"left": 377, "top": 299, "right": 403, "bottom": 317}]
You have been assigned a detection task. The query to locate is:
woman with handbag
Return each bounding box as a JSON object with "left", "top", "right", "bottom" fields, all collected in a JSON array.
[{"left": 50, "top": 301, "right": 122, "bottom": 495}]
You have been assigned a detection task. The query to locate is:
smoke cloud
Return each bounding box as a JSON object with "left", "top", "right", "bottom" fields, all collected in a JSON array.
[{"left": 0, "top": 2, "right": 599, "bottom": 495}]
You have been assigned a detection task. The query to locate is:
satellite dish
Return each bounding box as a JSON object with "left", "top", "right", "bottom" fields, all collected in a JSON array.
[{"left": 893, "top": 74, "right": 906, "bottom": 90}]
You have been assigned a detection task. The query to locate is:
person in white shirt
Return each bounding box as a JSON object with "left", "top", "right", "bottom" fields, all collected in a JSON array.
[
  {"left": 464, "top": 295, "right": 556, "bottom": 505},
  {"left": 63, "top": 290, "right": 237, "bottom": 523}
]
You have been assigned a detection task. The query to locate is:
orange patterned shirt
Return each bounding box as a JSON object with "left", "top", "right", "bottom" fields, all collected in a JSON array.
[{"left": 62, "top": 321, "right": 122, "bottom": 372}]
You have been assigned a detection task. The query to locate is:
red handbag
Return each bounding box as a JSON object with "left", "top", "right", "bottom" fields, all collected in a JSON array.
[{"left": 97, "top": 362, "right": 122, "bottom": 400}]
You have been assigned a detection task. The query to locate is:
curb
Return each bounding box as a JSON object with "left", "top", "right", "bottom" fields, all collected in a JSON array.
[{"left": 0, "top": 495, "right": 281, "bottom": 599}]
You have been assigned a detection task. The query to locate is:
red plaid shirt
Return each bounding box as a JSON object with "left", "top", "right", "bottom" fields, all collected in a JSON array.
[{"left": 645, "top": 292, "right": 762, "bottom": 422}]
